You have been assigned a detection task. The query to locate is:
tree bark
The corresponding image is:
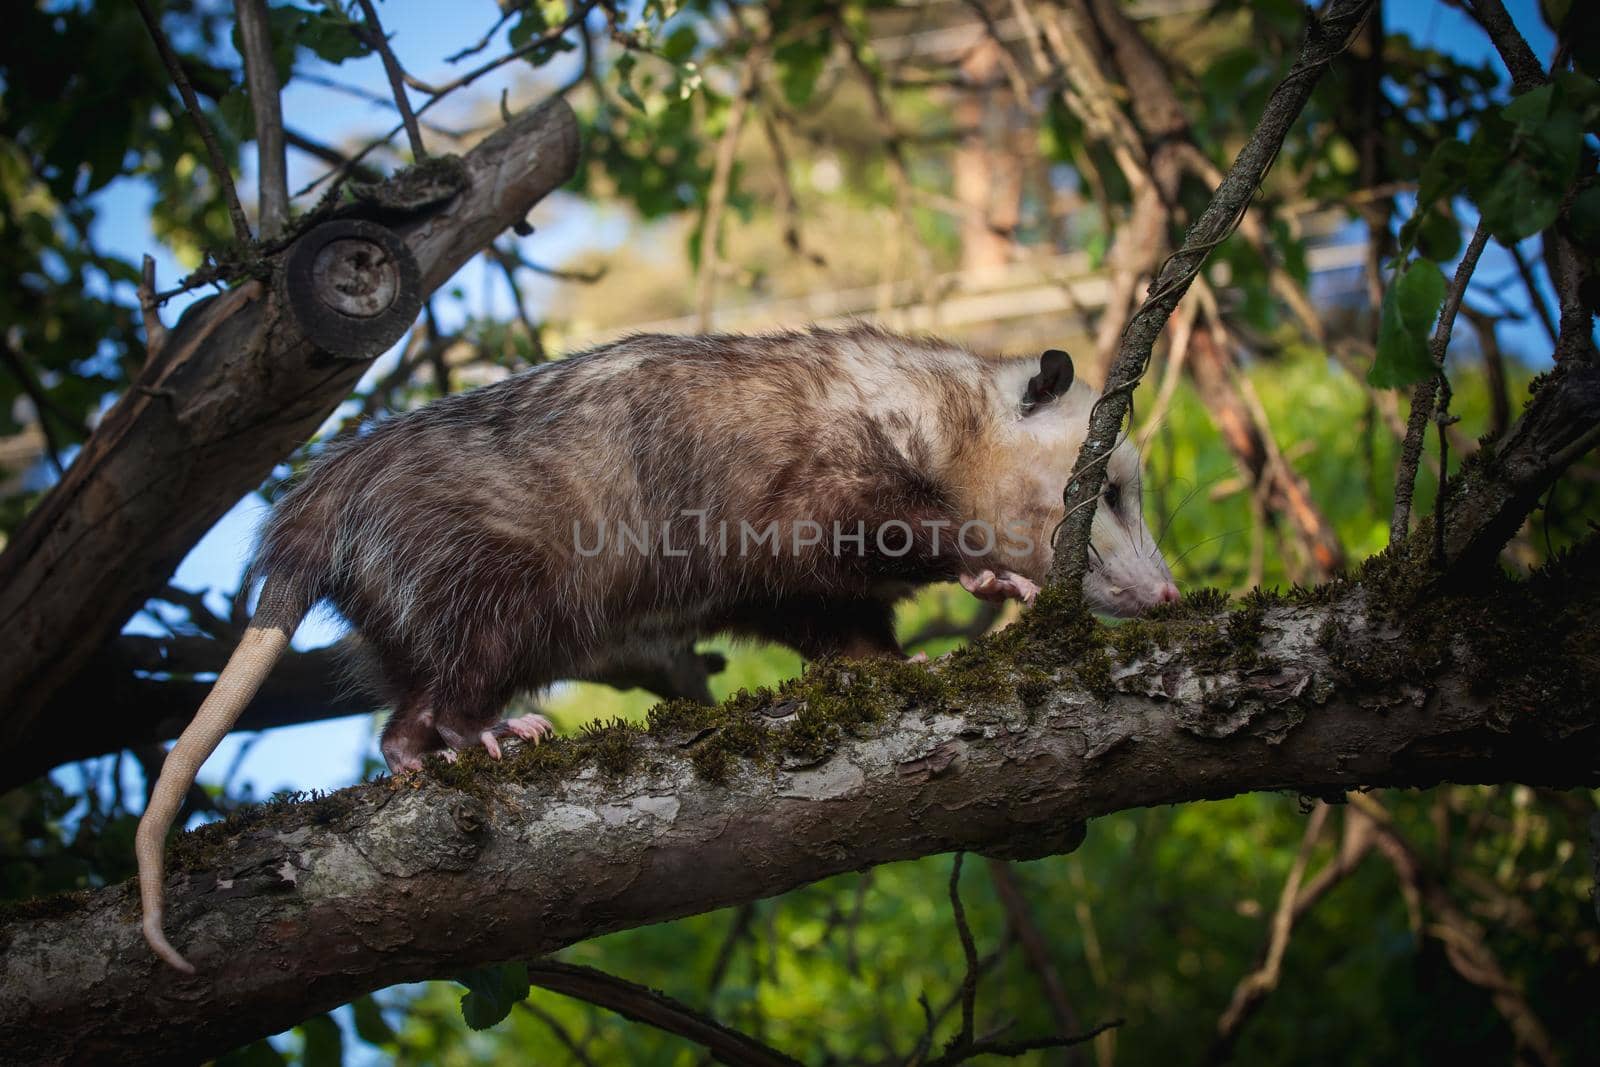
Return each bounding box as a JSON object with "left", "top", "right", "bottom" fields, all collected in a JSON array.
[
  {"left": 2, "top": 567, "right": 1595, "bottom": 1064},
  {"left": 0, "top": 98, "right": 580, "bottom": 750}
]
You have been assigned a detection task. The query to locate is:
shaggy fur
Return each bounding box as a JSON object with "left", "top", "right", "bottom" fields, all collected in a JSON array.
[{"left": 249, "top": 325, "right": 1176, "bottom": 768}]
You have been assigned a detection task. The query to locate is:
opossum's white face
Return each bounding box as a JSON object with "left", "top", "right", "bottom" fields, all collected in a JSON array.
[{"left": 982, "top": 351, "right": 1180, "bottom": 618}]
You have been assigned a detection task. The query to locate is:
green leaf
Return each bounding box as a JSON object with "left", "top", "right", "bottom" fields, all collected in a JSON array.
[
  {"left": 300, "top": 11, "right": 370, "bottom": 65},
  {"left": 1568, "top": 186, "right": 1600, "bottom": 253},
  {"left": 615, "top": 53, "right": 646, "bottom": 111},
  {"left": 1369, "top": 259, "right": 1447, "bottom": 389},
  {"left": 776, "top": 38, "right": 827, "bottom": 108},
  {"left": 509, "top": 7, "right": 549, "bottom": 49},
  {"left": 1416, "top": 210, "right": 1464, "bottom": 262},
  {"left": 457, "top": 962, "right": 530, "bottom": 1031},
  {"left": 1416, "top": 140, "right": 1468, "bottom": 209},
  {"left": 350, "top": 995, "right": 397, "bottom": 1047},
  {"left": 300, "top": 1014, "right": 343, "bottom": 1067},
  {"left": 1477, "top": 165, "right": 1562, "bottom": 243},
  {"left": 661, "top": 25, "right": 698, "bottom": 64}
]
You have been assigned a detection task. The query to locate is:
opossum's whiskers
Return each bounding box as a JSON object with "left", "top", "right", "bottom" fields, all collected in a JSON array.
[
  {"left": 1165, "top": 525, "right": 1247, "bottom": 576},
  {"left": 1152, "top": 466, "right": 1235, "bottom": 555}
]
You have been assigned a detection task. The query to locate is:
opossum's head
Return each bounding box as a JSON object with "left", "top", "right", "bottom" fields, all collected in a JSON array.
[{"left": 985, "top": 349, "right": 1180, "bottom": 617}]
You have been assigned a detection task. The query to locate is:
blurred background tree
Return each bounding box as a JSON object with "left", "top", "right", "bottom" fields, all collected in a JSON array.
[{"left": 1, "top": 0, "right": 1596, "bottom": 1063}]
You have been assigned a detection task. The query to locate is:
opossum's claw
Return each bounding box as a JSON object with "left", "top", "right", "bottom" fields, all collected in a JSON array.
[
  {"left": 497, "top": 713, "right": 555, "bottom": 745},
  {"left": 479, "top": 731, "right": 503, "bottom": 760},
  {"left": 384, "top": 751, "right": 427, "bottom": 774},
  {"left": 907, "top": 651, "right": 929, "bottom": 664}
]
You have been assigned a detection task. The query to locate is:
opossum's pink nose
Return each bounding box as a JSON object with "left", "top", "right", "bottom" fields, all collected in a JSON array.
[{"left": 1156, "top": 583, "right": 1180, "bottom": 604}]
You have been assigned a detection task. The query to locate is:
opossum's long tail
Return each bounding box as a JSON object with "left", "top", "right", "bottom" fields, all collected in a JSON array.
[{"left": 136, "top": 575, "right": 312, "bottom": 973}]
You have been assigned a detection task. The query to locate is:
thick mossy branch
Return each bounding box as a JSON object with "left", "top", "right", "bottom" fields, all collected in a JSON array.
[{"left": 3, "top": 545, "right": 1597, "bottom": 1064}]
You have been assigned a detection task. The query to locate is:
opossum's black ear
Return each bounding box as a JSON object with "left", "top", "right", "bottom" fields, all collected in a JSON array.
[{"left": 1022, "top": 349, "right": 1074, "bottom": 415}]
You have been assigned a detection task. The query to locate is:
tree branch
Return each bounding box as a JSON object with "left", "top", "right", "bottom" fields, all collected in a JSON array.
[
  {"left": 353, "top": 0, "right": 427, "bottom": 160},
  {"left": 233, "top": 0, "right": 289, "bottom": 238},
  {"left": 1464, "top": 0, "right": 1546, "bottom": 94},
  {"left": 1389, "top": 222, "right": 1492, "bottom": 545},
  {"left": 0, "top": 99, "right": 580, "bottom": 754},
  {"left": 3, "top": 564, "right": 1596, "bottom": 1063},
  {"left": 526, "top": 960, "right": 803, "bottom": 1067},
  {"left": 132, "top": 0, "right": 252, "bottom": 245}
]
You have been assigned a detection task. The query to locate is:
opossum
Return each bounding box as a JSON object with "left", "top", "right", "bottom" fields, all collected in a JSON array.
[{"left": 136, "top": 324, "right": 1179, "bottom": 971}]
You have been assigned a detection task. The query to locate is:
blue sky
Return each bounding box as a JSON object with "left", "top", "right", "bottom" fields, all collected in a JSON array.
[{"left": 70, "top": 0, "right": 1566, "bottom": 807}]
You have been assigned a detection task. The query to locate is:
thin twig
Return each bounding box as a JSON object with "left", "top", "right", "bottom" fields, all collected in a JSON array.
[
  {"left": 984, "top": 859, "right": 1082, "bottom": 1048},
  {"left": 132, "top": 0, "right": 251, "bottom": 244},
  {"left": 446, "top": 8, "right": 516, "bottom": 64},
  {"left": 488, "top": 245, "right": 545, "bottom": 363},
  {"left": 138, "top": 256, "right": 169, "bottom": 366},
  {"left": 1047, "top": 0, "right": 1376, "bottom": 589},
  {"left": 696, "top": 45, "right": 763, "bottom": 331},
  {"left": 949, "top": 852, "right": 979, "bottom": 1048},
  {"left": 0, "top": 341, "right": 73, "bottom": 474},
  {"left": 515, "top": 999, "right": 599, "bottom": 1067},
  {"left": 233, "top": 0, "right": 289, "bottom": 237},
  {"left": 284, "top": 128, "right": 384, "bottom": 183},
  {"left": 289, "top": 72, "right": 472, "bottom": 136},
  {"left": 1389, "top": 222, "right": 1491, "bottom": 545},
  {"left": 353, "top": 0, "right": 427, "bottom": 159},
  {"left": 759, "top": 111, "right": 825, "bottom": 267},
  {"left": 1210, "top": 803, "right": 1331, "bottom": 1060},
  {"left": 1508, "top": 242, "right": 1560, "bottom": 347},
  {"left": 1465, "top": 307, "right": 1513, "bottom": 439},
  {"left": 526, "top": 958, "right": 803, "bottom": 1067}
]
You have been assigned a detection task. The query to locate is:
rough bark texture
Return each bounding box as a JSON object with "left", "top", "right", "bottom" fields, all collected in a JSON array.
[
  {"left": 2, "top": 564, "right": 1595, "bottom": 1065},
  {"left": 0, "top": 98, "right": 580, "bottom": 749}
]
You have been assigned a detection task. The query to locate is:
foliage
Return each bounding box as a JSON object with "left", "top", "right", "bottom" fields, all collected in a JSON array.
[{"left": 1, "top": 0, "right": 1597, "bottom": 1065}]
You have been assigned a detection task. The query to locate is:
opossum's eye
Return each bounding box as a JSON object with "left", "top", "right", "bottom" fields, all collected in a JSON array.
[
  {"left": 1103, "top": 482, "right": 1122, "bottom": 511},
  {"left": 1021, "top": 349, "right": 1075, "bottom": 415}
]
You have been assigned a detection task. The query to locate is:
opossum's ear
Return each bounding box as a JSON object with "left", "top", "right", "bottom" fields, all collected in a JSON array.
[{"left": 1021, "top": 349, "right": 1074, "bottom": 415}]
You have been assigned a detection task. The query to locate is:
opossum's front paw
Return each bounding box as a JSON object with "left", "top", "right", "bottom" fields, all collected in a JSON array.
[
  {"left": 960, "top": 569, "right": 1040, "bottom": 606},
  {"left": 496, "top": 713, "right": 555, "bottom": 745}
]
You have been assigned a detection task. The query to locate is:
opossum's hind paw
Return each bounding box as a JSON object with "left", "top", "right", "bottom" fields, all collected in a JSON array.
[
  {"left": 495, "top": 713, "right": 555, "bottom": 745},
  {"left": 380, "top": 736, "right": 434, "bottom": 775},
  {"left": 960, "top": 569, "right": 1040, "bottom": 606},
  {"left": 478, "top": 731, "right": 503, "bottom": 760}
]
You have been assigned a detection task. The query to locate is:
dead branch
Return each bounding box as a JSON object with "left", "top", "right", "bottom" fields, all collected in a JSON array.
[{"left": 232, "top": 0, "right": 289, "bottom": 237}]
